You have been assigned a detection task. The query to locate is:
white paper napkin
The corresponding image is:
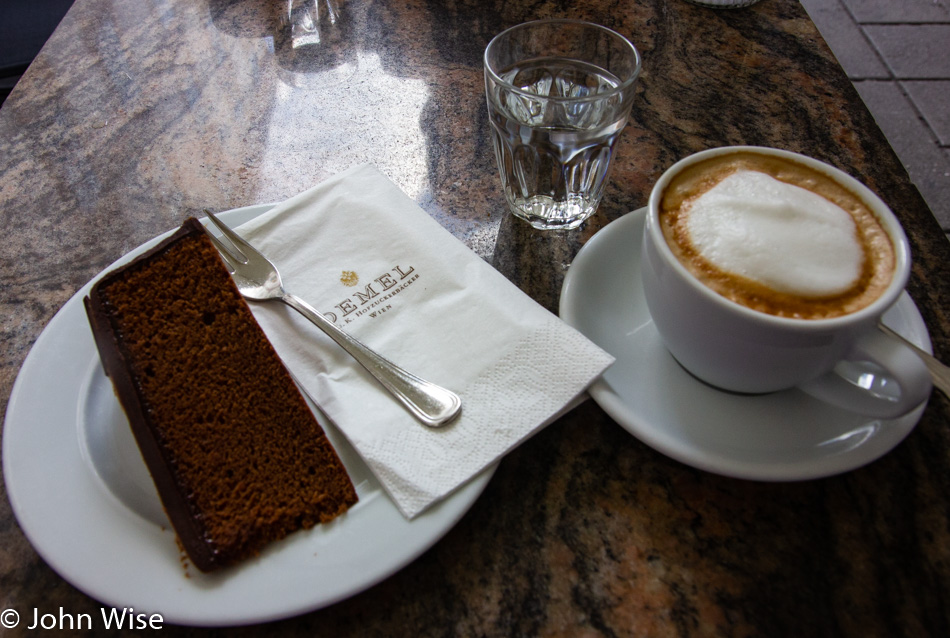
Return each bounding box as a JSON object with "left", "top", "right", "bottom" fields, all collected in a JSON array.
[{"left": 236, "top": 164, "right": 614, "bottom": 518}]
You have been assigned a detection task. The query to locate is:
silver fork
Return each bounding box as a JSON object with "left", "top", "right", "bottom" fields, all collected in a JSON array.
[{"left": 202, "top": 210, "right": 461, "bottom": 428}]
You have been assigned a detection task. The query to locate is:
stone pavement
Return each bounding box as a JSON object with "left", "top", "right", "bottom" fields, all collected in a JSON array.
[{"left": 800, "top": 0, "right": 950, "bottom": 241}]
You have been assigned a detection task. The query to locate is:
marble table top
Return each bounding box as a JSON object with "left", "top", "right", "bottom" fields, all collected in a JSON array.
[{"left": 1, "top": 0, "right": 948, "bottom": 634}]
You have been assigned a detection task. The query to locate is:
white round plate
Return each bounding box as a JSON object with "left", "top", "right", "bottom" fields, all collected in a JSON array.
[
  {"left": 3, "top": 205, "right": 494, "bottom": 627},
  {"left": 559, "top": 208, "right": 930, "bottom": 480}
]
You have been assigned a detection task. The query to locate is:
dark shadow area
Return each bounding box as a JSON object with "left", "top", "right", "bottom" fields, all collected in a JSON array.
[{"left": 0, "top": 0, "right": 75, "bottom": 105}]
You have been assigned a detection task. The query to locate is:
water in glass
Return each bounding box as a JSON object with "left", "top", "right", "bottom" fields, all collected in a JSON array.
[{"left": 488, "top": 57, "right": 628, "bottom": 230}]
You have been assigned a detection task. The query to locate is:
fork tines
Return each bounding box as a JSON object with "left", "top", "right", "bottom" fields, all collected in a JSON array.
[{"left": 202, "top": 209, "right": 249, "bottom": 270}]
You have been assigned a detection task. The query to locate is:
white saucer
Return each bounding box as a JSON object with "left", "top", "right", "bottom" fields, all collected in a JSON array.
[
  {"left": 2, "top": 205, "right": 494, "bottom": 627},
  {"left": 559, "top": 208, "right": 930, "bottom": 480}
]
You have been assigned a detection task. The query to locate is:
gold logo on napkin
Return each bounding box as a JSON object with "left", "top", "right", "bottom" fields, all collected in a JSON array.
[
  {"left": 326, "top": 265, "right": 418, "bottom": 325},
  {"left": 340, "top": 270, "right": 359, "bottom": 287}
]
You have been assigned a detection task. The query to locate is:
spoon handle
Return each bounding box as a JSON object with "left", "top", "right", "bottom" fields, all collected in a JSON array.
[{"left": 878, "top": 322, "right": 950, "bottom": 398}]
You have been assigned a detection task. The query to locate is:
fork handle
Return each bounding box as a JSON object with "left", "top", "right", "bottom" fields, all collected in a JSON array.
[{"left": 280, "top": 292, "right": 462, "bottom": 427}]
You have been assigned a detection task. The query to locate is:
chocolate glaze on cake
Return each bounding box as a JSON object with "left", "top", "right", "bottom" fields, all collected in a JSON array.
[{"left": 84, "top": 217, "right": 358, "bottom": 572}]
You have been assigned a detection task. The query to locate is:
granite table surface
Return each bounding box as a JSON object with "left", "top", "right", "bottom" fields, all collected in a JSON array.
[{"left": 1, "top": 0, "right": 949, "bottom": 635}]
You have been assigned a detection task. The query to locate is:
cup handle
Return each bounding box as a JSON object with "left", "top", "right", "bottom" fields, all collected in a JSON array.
[{"left": 798, "top": 329, "right": 933, "bottom": 418}]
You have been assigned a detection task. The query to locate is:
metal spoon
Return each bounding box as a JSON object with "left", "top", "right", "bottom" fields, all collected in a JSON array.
[{"left": 878, "top": 322, "right": 949, "bottom": 397}]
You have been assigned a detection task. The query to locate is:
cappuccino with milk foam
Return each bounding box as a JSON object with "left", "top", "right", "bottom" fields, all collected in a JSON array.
[{"left": 659, "top": 151, "right": 896, "bottom": 319}]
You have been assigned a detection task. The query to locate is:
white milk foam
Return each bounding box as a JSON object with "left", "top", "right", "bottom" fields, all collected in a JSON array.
[{"left": 686, "top": 170, "right": 863, "bottom": 296}]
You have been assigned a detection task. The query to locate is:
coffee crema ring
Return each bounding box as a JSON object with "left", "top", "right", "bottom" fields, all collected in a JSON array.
[{"left": 659, "top": 152, "right": 896, "bottom": 320}]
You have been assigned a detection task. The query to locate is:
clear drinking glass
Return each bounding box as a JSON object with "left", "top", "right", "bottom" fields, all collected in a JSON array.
[{"left": 484, "top": 20, "right": 641, "bottom": 230}]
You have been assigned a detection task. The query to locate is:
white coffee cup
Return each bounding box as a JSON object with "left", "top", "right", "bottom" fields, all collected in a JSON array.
[{"left": 640, "top": 146, "right": 932, "bottom": 418}]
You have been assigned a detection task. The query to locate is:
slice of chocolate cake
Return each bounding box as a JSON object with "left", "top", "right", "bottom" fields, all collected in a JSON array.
[{"left": 84, "top": 217, "right": 357, "bottom": 572}]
